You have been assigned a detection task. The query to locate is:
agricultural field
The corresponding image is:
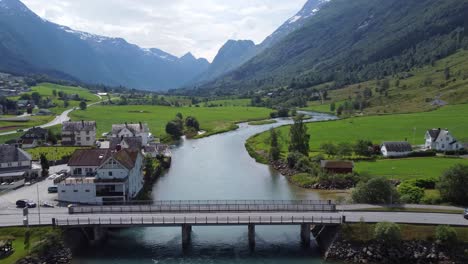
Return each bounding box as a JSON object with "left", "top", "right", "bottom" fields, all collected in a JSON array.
[
  {"left": 203, "top": 98, "right": 251, "bottom": 107},
  {"left": 70, "top": 105, "right": 272, "bottom": 138},
  {"left": 246, "top": 104, "right": 468, "bottom": 180},
  {"left": 0, "top": 115, "right": 54, "bottom": 133},
  {"left": 26, "top": 146, "right": 86, "bottom": 161}
]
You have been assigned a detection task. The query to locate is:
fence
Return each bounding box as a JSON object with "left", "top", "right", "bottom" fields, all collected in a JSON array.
[{"left": 55, "top": 214, "right": 343, "bottom": 227}]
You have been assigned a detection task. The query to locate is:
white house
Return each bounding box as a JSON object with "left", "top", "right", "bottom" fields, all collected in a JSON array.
[
  {"left": 58, "top": 148, "right": 143, "bottom": 204},
  {"left": 62, "top": 121, "right": 97, "bottom": 146},
  {"left": 111, "top": 122, "right": 150, "bottom": 145},
  {"left": 381, "top": 142, "right": 413, "bottom": 158},
  {"left": 0, "top": 145, "right": 39, "bottom": 189},
  {"left": 424, "top": 128, "right": 464, "bottom": 151}
]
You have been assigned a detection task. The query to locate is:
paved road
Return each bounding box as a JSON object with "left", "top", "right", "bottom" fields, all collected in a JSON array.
[
  {"left": 0, "top": 208, "right": 467, "bottom": 227},
  {"left": 0, "top": 98, "right": 103, "bottom": 136}
]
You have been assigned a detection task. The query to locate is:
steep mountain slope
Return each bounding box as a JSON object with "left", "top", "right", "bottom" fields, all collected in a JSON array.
[
  {"left": 191, "top": 0, "right": 329, "bottom": 85},
  {"left": 196, "top": 0, "right": 468, "bottom": 95},
  {"left": 0, "top": 0, "right": 209, "bottom": 90}
]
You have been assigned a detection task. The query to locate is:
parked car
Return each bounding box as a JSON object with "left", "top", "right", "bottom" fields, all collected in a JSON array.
[
  {"left": 41, "top": 202, "right": 55, "bottom": 208},
  {"left": 47, "top": 174, "right": 58, "bottom": 180},
  {"left": 464, "top": 209, "right": 468, "bottom": 220},
  {"left": 16, "top": 199, "right": 37, "bottom": 208},
  {"left": 48, "top": 186, "right": 58, "bottom": 193}
]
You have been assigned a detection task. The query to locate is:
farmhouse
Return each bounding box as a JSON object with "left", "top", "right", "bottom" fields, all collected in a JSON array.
[
  {"left": 0, "top": 145, "right": 39, "bottom": 190},
  {"left": 58, "top": 148, "right": 143, "bottom": 204},
  {"left": 109, "top": 137, "right": 143, "bottom": 151},
  {"left": 381, "top": 141, "right": 413, "bottom": 157},
  {"left": 320, "top": 160, "right": 354, "bottom": 174},
  {"left": 62, "top": 121, "right": 97, "bottom": 146},
  {"left": 424, "top": 128, "right": 464, "bottom": 151},
  {"left": 111, "top": 122, "right": 151, "bottom": 145}
]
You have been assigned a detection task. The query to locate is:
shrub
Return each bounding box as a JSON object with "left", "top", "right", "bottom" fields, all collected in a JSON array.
[
  {"left": 398, "top": 181, "right": 424, "bottom": 204},
  {"left": 352, "top": 177, "right": 399, "bottom": 204},
  {"left": 438, "top": 164, "right": 468, "bottom": 205},
  {"left": 287, "top": 152, "right": 304, "bottom": 168},
  {"left": 421, "top": 192, "right": 443, "bottom": 205},
  {"left": 291, "top": 173, "right": 319, "bottom": 188},
  {"left": 407, "top": 151, "right": 437, "bottom": 157},
  {"left": 435, "top": 225, "right": 458, "bottom": 246},
  {"left": 374, "top": 222, "right": 401, "bottom": 245},
  {"left": 295, "top": 156, "right": 314, "bottom": 173}
]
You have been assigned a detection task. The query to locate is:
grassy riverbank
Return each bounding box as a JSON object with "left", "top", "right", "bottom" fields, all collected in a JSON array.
[{"left": 71, "top": 105, "right": 272, "bottom": 139}]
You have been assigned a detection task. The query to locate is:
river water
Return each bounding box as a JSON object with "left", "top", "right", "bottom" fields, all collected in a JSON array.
[{"left": 74, "top": 112, "right": 339, "bottom": 264}]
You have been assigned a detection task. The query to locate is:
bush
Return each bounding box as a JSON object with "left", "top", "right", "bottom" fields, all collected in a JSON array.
[
  {"left": 435, "top": 225, "right": 458, "bottom": 246},
  {"left": 374, "top": 222, "right": 401, "bottom": 245},
  {"left": 287, "top": 152, "right": 304, "bottom": 168},
  {"left": 407, "top": 151, "right": 437, "bottom": 157},
  {"left": 438, "top": 164, "right": 468, "bottom": 205},
  {"left": 295, "top": 156, "right": 314, "bottom": 173},
  {"left": 352, "top": 177, "right": 399, "bottom": 204},
  {"left": 421, "top": 192, "right": 443, "bottom": 205},
  {"left": 291, "top": 173, "right": 319, "bottom": 188},
  {"left": 410, "top": 178, "right": 437, "bottom": 189},
  {"left": 398, "top": 181, "right": 424, "bottom": 204}
]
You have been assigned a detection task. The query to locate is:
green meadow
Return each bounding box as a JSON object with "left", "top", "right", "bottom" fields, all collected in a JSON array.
[
  {"left": 246, "top": 104, "right": 468, "bottom": 180},
  {"left": 70, "top": 105, "right": 272, "bottom": 138}
]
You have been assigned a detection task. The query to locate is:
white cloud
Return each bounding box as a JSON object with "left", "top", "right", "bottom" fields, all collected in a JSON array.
[{"left": 20, "top": 0, "right": 306, "bottom": 61}]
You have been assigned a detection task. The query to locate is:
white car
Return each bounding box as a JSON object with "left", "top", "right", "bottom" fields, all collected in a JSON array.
[{"left": 47, "top": 174, "right": 58, "bottom": 180}]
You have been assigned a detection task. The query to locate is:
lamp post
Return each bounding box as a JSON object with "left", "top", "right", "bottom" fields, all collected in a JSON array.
[{"left": 36, "top": 184, "right": 41, "bottom": 225}]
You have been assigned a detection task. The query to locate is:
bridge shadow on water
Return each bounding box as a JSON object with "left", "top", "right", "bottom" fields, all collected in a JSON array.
[{"left": 72, "top": 226, "right": 331, "bottom": 264}]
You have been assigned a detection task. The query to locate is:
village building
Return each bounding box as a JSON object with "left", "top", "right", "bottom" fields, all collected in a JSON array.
[
  {"left": 424, "top": 128, "right": 464, "bottom": 151},
  {"left": 143, "top": 143, "right": 172, "bottom": 158},
  {"left": 320, "top": 160, "right": 354, "bottom": 174},
  {"left": 62, "top": 121, "right": 97, "bottom": 146},
  {"left": 381, "top": 141, "right": 413, "bottom": 158},
  {"left": 21, "top": 127, "right": 48, "bottom": 141},
  {"left": 58, "top": 148, "right": 144, "bottom": 204},
  {"left": 110, "top": 122, "right": 151, "bottom": 145},
  {"left": 109, "top": 137, "right": 143, "bottom": 151},
  {"left": 0, "top": 145, "right": 39, "bottom": 190}
]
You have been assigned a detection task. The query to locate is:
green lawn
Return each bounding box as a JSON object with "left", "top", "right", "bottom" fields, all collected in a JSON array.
[
  {"left": 27, "top": 146, "right": 88, "bottom": 161},
  {"left": 70, "top": 105, "right": 272, "bottom": 138},
  {"left": 0, "top": 116, "right": 54, "bottom": 133},
  {"left": 354, "top": 157, "right": 468, "bottom": 180}
]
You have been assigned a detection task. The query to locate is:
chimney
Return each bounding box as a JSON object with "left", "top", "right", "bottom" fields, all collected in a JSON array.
[{"left": 139, "top": 122, "right": 143, "bottom": 129}]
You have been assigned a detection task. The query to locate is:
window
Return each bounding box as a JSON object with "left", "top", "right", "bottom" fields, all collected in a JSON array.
[
  {"left": 442, "top": 144, "right": 445, "bottom": 149},
  {"left": 85, "top": 190, "right": 90, "bottom": 192},
  {"left": 7, "top": 162, "right": 12, "bottom": 167},
  {"left": 446, "top": 137, "right": 450, "bottom": 141},
  {"left": 108, "top": 171, "right": 113, "bottom": 176},
  {"left": 76, "top": 137, "right": 81, "bottom": 141},
  {"left": 86, "top": 131, "right": 90, "bottom": 135},
  {"left": 73, "top": 190, "right": 78, "bottom": 192},
  {"left": 61, "top": 190, "right": 66, "bottom": 193},
  {"left": 86, "top": 137, "right": 90, "bottom": 141}
]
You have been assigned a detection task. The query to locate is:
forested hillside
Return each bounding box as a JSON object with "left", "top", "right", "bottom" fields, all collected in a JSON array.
[{"left": 190, "top": 0, "right": 468, "bottom": 96}]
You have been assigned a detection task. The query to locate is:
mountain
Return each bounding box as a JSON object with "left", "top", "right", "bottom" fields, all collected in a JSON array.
[
  {"left": 194, "top": 0, "right": 468, "bottom": 95},
  {"left": 0, "top": 0, "right": 209, "bottom": 91},
  {"left": 191, "top": 0, "right": 329, "bottom": 85}
]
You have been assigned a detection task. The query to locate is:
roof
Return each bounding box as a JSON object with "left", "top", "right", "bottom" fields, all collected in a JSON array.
[
  {"left": 109, "top": 137, "right": 143, "bottom": 150},
  {"left": 0, "top": 145, "right": 31, "bottom": 163},
  {"left": 381, "top": 141, "right": 413, "bottom": 152},
  {"left": 68, "top": 149, "right": 111, "bottom": 167},
  {"left": 144, "top": 143, "right": 169, "bottom": 153},
  {"left": 111, "top": 149, "right": 139, "bottom": 170},
  {"left": 62, "top": 121, "right": 96, "bottom": 132},
  {"left": 21, "top": 127, "right": 48, "bottom": 139},
  {"left": 320, "top": 160, "right": 354, "bottom": 169},
  {"left": 112, "top": 123, "right": 148, "bottom": 135},
  {"left": 0, "top": 171, "right": 27, "bottom": 178},
  {"left": 427, "top": 129, "right": 441, "bottom": 141},
  {"left": 21, "top": 138, "right": 37, "bottom": 144}
]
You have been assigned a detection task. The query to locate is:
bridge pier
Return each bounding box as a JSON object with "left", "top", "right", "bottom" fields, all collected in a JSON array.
[
  {"left": 300, "top": 224, "right": 311, "bottom": 246},
  {"left": 182, "top": 224, "right": 192, "bottom": 246},
  {"left": 248, "top": 224, "right": 255, "bottom": 249}
]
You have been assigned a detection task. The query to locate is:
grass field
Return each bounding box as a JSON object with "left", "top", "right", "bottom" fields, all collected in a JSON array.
[
  {"left": 26, "top": 146, "right": 88, "bottom": 161},
  {"left": 0, "top": 227, "right": 56, "bottom": 264},
  {"left": 354, "top": 157, "right": 468, "bottom": 180},
  {"left": 0, "top": 116, "right": 54, "bottom": 133},
  {"left": 70, "top": 105, "right": 272, "bottom": 138},
  {"left": 203, "top": 98, "right": 251, "bottom": 107},
  {"left": 246, "top": 104, "right": 468, "bottom": 180}
]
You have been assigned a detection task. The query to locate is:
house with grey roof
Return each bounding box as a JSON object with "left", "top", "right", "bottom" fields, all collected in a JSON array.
[
  {"left": 62, "top": 121, "right": 97, "bottom": 146},
  {"left": 109, "top": 137, "right": 143, "bottom": 151},
  {"left": 0, "top": 145, "right": 39, "bottom": 189},
  {"left": 110, "top": 122, "right": 150, "bottom": 145},
  {"left": 424, "top": 128, "right": 464, "bottom": 151},
  {"left": 381, "top": 142, "right": 413, "bottom": 157}
]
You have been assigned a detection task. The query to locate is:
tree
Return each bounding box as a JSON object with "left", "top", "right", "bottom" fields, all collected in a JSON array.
[
  {"left": 63, "top": 99, "right": 69, "bottom": 108},
  {"left": 269, "top": 128, "right": 280, "bottom": 161},
  {"left": 398, "top": 181, "right": 424, "bottom": 204},
  {"left": 438, "top": 164, "right": 468, "bottom": 205},
  {"left": 176, "top": 112, "right": 183, "bottom": 120},
  {"left": 165, "top": 120, "right": 183, "bottom": 139},
  {"left": 79, "top": 101, "right": 87, "bottom": 110},
  {"left": 185, "top": 116, "right": 200, "bottom": 131},
  {"left": 337, "top": 142, "right": 353, "bottom": 157},
  {"left": 354, "top": 140, "right": 373, "bottom": 157},
  {"left": 40, "top": 153, "right": 49, "bottom": 177},
  {"left": 435, "top": 225, "right": 458, "bottom": 246},
  {"left": 288, "top": 115, "right": 310, "bottom": 155},
  {"left": 374, "top": 222, "right": 401, "bottom": 245},
  {"left": 277, "top": 108, "right": 290, "bottom": 117},
  {"left": 144, "top": 155, "right": 155, "bottom": 183},
  {"left": 352, "top": 178, "right": 399, "bottom": 204},
  {"left": 52, "top": 89, "right": 57, "bottom": 97},
  {"left": 320, "top": 142, "right": 338, "bottom": 156},
  {"left": 330, "top": 102, "right": 336, "bottom": 112},
  {"left": 31, "top": 92, "right": 41, "bottom": 105}
]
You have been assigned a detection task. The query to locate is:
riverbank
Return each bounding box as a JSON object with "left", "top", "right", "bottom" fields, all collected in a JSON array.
[{"left": 325, "top": 224, "right": 468, "bottom": 263}]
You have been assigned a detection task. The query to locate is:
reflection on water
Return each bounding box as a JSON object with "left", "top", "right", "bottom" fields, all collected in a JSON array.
[{"left": 73, "top": 112, "right": 338, "bottom": 264}]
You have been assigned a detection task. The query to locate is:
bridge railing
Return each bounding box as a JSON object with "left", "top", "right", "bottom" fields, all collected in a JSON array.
[
  {"left": 78, "top": 200, "right": 333, "bottom": 206},
  {"left": 54, "top": 215, "right": 343, "bottom": 227},
  {"left": 68, "top": 202, "right": 336, "bottom": 214}
]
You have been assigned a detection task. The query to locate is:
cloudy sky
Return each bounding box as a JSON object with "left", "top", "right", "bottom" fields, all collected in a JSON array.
[{"left": 21, "top": 0, "right": 307, "bottom": 61}]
